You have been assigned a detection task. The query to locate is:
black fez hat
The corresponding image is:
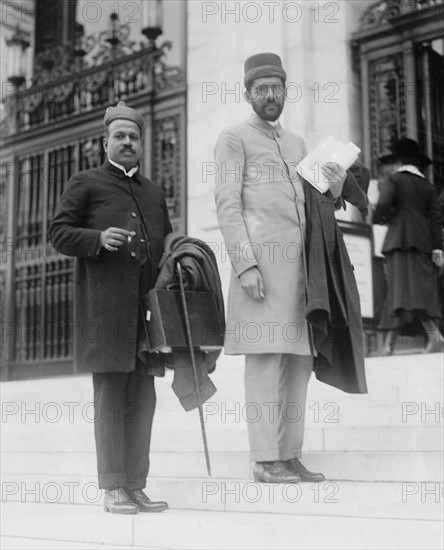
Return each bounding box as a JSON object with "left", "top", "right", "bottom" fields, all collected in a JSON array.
[
  {"left": 378, "top": 138, "right": 431, "bottom": 166},
  {"left": 244, "top": 52, "right": 287, "bottom": 88},
  {"left": 104, "top": 101, "right": 145, "bottom": 132}
]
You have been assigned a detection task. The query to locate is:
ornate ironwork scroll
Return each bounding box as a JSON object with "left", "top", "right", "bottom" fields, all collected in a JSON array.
[
  {"left": 0, "top": 163, "right": 8, "bottom": 244},
  {"left": 360, "top": 0, "right": 443, "bottom": 30},
  {"left": 369, "top": 54, "right": 406, "bottom": 172},
  {"left": 79, "top": 138, "right": 105, "bottom": 170},
  {"left": 5, "top": 47, "right": 183, "bottom": 133},
  {"left": 154, "top": 42, "right": 183, "bottom": 91},
  {"left": 33, "top": 13, "right": 138, "bottom": 86},
  {"left": 0, "top": 163, "right": 8, "bottom": 363},
  {"left": 153, "top": 115, "right": 181, "bottom": 220}
]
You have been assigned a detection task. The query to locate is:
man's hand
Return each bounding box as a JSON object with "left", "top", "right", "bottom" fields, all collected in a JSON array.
[
  {"left": 100, "top": 228, "right": 135, "bottom": 252},
  {"left": 239, "top": 266, "right": 265, "bottom": 301},
  {"left": 322, "top": 162, "right": 347, "bottom": 199}
]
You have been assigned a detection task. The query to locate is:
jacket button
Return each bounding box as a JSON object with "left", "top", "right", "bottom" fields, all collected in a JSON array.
[
  {"left": 131, "top": 212, "right": 137, "bottom": 218},
  {"left": 130, "top": 252, "right": 136, "bottom": 258}
]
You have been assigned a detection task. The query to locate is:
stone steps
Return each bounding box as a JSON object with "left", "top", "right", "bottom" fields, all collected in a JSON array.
[
  {"left": 1, "top": 448, "right": 443, "bottom": 482},
  {"left": 2, "top": 422, "right": 442, "bottom": 453},
  {"left": 0, "top": 536, "right": 140, "bottom": 550},
  {"left": 1, "top": 353, "right": 441, "bottom": 400},
  {"left": 1, "top": 353, "right": 443, "bottom": 487},
  {"left": 1, "top": 353, "right": 443, "bottom": 549},
  {"left": 1, "top": 475, "right": 443, "bottom": 519},
  {"left": 1, "top": 501, "right": 442, "bottom": 550}
]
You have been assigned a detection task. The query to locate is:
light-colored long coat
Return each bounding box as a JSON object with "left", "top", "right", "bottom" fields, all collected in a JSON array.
[{"left": 215, "top": 114, "right": 311, "bottom": 355}]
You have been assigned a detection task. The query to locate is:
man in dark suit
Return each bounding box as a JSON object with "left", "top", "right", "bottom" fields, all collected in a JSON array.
[{"left": 49, "top": 102, "right": 172, "bottom": 514}]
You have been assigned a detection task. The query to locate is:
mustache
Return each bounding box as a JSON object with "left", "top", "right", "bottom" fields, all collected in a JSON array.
[{"left": 121, "top": 146, "right": 135, "bottom": 153}]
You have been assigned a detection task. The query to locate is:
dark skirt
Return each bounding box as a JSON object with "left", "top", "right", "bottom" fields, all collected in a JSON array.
[{"left": 380, "top": 249, "right": 441, "bottom": 334}]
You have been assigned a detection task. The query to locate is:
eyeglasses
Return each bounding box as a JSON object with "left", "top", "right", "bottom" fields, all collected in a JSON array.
[{"left": 251, "top": 83, "right": 286, "bottom": 99}]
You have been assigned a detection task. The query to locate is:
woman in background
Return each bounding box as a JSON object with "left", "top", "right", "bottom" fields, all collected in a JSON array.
[{"left": 373, "top": 138, "right": 444, "bottom": 354}]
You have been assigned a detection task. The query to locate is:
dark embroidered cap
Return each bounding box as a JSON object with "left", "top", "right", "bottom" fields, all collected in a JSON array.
[
  {"left": 244, "top": 52, "right": 287, "bottom": 88},
  {"left": 104, "top": 101, "right": 145, "bottom": 132}
]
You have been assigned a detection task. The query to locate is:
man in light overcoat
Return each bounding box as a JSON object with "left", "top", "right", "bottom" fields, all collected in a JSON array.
[{"left": 215, "top": 53, "right": 369, "bottom": 483}]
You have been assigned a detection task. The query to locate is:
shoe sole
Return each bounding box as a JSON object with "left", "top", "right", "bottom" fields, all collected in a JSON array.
[
  {"left": 104, "top": 506, "right": 139, "bottom": 514},
  {"left": 298, "top": 477, "right": 326, "bottom": 483},
  {"left": 136, "top": 505, "right": 169, "bottom": 513},
  {"left": 252, "top": 473, "right": 300, "bottom": 483}
]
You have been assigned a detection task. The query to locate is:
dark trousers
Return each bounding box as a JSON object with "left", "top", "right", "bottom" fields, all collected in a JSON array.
[{"left": 92, "top": 369, "right": 156, "bottom": 490}]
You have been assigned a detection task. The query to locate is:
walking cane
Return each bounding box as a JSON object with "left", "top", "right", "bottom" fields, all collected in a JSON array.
[{"left": 176, "top": 262, "right": 212, "bottom": 476}]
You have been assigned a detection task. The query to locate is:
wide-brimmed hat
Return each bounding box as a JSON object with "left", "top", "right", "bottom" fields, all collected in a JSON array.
[
  {"left": 244, "top": 52, "right": 287, "bottom": 88},
  {"left": 104, "top": 100, "right": 145, "bottom": 132},
  {"left": 378, "top": 138, "right": 431, "bottom": 166}
]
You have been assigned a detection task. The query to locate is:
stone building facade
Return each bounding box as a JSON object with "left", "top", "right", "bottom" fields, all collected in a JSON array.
[{"left": 1, "top": 0, "right": 443, "bottom": 378}]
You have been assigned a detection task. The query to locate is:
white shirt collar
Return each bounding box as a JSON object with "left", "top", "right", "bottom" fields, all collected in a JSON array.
[
  {"left": 109, "top": 158, "right": 139, "bottom": 178},
  {"left": 396, "top": 165, "right": 426, "bottom": 179}
]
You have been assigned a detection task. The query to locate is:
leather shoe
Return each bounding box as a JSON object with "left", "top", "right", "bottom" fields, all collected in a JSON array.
[
  {"left": 104, "top": 488, "right": 139, "bottom": 514},
  {"left": 283, "top": 458, "right": 326, "bottom": 482},
  {"left": 128, "top": 489, "right": 169, "bottom": 513},
  {"left": 252, "top": 461, "right": 301, "bottom": 483}
]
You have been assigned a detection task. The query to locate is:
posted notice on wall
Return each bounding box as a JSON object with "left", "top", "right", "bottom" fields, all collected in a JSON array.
[{"left": 342, "top": 231, "right": 374, "bottom": 320}]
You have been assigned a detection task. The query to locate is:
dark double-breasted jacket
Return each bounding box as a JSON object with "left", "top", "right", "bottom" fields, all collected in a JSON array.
[{"left": 49, "top": 160, "right": 172, "bottom": 373}]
